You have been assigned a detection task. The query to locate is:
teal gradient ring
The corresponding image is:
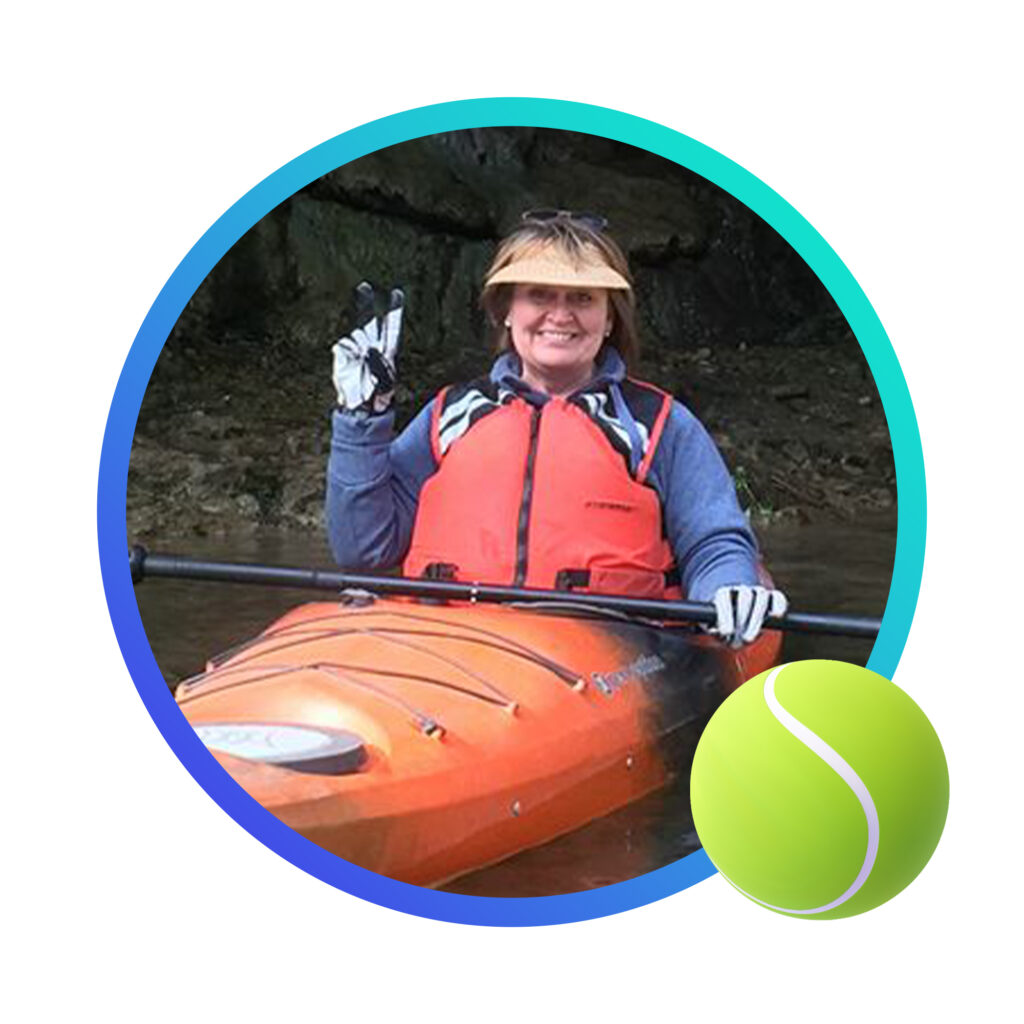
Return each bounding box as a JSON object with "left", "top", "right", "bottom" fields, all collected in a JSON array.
[{"left": 97, "top": 98, "right": 925, "bottom": 926}]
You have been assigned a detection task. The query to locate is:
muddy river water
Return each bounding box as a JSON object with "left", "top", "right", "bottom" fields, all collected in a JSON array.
[{"left": 132, "top": 516, "right": 896, "bottom": 897}]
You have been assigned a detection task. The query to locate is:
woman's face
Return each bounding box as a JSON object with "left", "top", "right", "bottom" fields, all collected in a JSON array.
[{"left": 506, "top": 283, "right": 611, "bottom": 389}]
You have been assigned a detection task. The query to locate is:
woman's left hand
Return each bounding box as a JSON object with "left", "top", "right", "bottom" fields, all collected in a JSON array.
[{"left": 710, "top": 585, "right": 788, "bottom": 648}]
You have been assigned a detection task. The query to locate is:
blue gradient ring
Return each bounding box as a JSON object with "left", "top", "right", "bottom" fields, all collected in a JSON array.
[{"left": 97, "top": 98, "right": 926, "bottom": 926}]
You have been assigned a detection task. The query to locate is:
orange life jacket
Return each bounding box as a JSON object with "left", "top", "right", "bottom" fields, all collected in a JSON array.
[{"left": 402, "top": 377, "right": 683, "bottom": 599}]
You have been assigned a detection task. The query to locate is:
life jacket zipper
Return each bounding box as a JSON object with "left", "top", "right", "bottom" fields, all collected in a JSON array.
[{"left": 513, "top": 404, "right": 543, "bottom": 586}]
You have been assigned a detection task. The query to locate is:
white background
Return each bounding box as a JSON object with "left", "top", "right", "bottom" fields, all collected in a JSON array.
[{"left": 6, "top": 2, "right": 1020, "bottom": 1019}]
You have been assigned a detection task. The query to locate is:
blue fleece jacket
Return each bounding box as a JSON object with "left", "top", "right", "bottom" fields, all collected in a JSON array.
[{"left": 325, "top": 349, "right": 760, "bottom": 602}]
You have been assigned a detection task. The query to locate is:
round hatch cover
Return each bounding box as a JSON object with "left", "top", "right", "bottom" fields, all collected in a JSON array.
[{"left": 195, "top": 723, "right": 367, "bottom": 775}]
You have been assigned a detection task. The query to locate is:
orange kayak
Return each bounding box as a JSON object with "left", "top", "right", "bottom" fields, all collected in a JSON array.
[{"left": 177, "top": 596, "right": 780, "bottom": 887}]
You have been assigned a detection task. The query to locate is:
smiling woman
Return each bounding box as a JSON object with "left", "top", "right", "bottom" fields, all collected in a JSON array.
[
  {"left": 504, "top": 282, "right": 610, "bottom": 395},
  {"left": 326, "top": 210, "right": 787, "bottom": 646}
]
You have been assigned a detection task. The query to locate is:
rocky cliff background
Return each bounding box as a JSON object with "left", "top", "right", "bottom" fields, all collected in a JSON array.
[{"left": 127, "top": 127, "right": 895, "bottom": 542}]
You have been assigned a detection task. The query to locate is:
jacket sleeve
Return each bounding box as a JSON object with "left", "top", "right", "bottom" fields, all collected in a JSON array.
[
  {"left": 325, "top": 403, "right": 437, "bottom": 570},
  {"left": 648, "top": 401, "right": 761, "bottom": 602}
]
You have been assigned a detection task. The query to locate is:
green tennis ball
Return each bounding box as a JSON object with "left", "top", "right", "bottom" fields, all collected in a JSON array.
[{"left": 691, "top": 660, "right": 948, "bottom": 919}]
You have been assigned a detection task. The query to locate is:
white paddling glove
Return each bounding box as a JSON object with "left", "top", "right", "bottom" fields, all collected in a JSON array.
[
  {"left": 710, "top": 585, "right": 788, "bottom": 648},
  {"left": 332, "top": 282, "right": 404, "bottom": 414}
]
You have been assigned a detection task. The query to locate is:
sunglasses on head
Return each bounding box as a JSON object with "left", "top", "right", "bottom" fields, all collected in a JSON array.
[{"left": 521, "top": 209, "right": 609, "bottom": 233}]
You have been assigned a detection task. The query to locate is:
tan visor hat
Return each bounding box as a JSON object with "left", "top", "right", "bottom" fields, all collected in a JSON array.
[{"left": 485, "top": 241, "right": 632, "bottom": 291}]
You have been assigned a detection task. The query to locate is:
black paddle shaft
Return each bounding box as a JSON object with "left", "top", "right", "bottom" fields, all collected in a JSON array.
[{"left": 128, "top": 547, "right": 881, "bottom": 639}]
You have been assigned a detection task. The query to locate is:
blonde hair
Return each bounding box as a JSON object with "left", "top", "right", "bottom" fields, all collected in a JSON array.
[{"left": 480, "top": 218, "right": 640, "bottom": 371}]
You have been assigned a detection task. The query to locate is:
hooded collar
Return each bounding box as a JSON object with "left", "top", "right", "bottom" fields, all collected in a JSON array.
[{"left": 490, "top": 347, "right": 626, "bottom": 402}]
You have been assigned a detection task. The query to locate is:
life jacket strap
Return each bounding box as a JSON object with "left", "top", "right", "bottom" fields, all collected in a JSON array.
[
  {"left": 554, "top": 566, "right": 681, "bottom": 592},
  {"left": 421, "top": 562, "right": 459, "bottom": 581}
]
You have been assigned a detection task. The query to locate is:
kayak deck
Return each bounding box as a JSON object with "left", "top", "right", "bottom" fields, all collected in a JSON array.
[{"left": 177, "top": 596, "right": 780, "bottom": 887}]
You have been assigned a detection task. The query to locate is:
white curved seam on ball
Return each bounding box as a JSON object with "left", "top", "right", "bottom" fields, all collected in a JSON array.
[{"left": 721, "top": 664, "right": 880, "bottom": 915}]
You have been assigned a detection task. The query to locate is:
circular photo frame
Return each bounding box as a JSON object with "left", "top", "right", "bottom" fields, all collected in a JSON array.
[{"left": 98, "top": 98, "right": 925, "bottom": 926}]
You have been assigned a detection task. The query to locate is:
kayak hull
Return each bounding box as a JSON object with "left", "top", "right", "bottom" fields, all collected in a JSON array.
[{"left": 177, "top": 597, "right": 780, "bottom": 887}]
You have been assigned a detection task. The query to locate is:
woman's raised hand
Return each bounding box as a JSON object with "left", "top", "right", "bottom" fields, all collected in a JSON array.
[{"left": 332, "top": 282, "right": 404, "bottom": 414}]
